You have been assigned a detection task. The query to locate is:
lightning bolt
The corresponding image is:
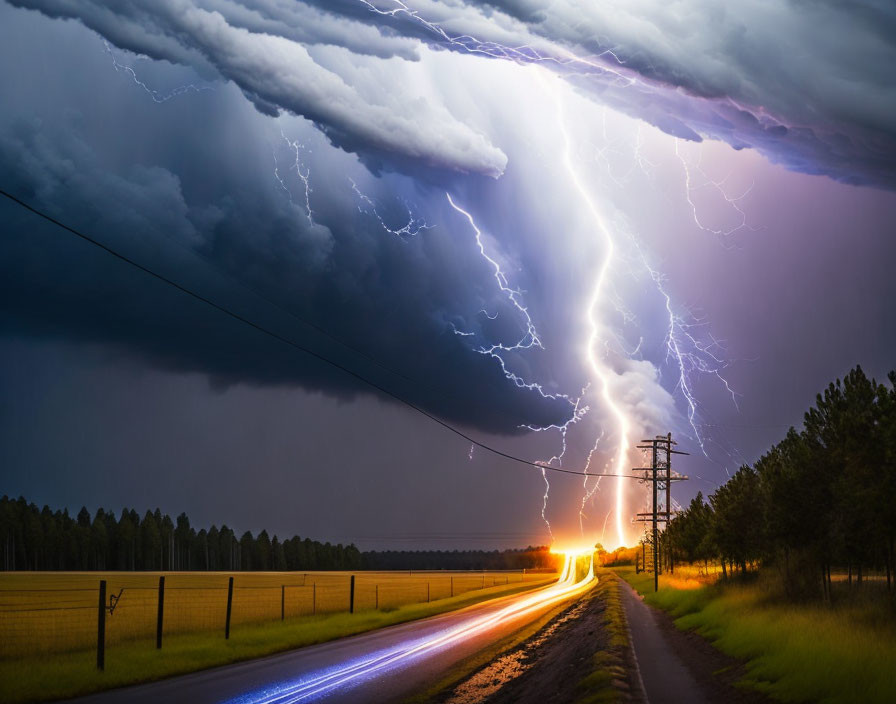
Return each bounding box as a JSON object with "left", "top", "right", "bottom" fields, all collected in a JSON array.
[
  {"left": 356, "top": 0, "right": 634, "bottom": 85},
  {"left": 626, "top": 240, "right": 740, "bottom": 456},
  {"left": 103, "top": 41, "right": 213, "bottom": 103},
  {"left": 578, "top": 430, "right": 606, "bottom": 538},
  {"left": 674, "top": 139, "right": 756, "bottom": 245},
  {"left": 445, "top": 194, "right": 566, "bottom": 399},
  {"left": 356, "top": 2, "right": 746, "bottom": 548},
  {"left": 274, "top": 130, "right": 314, "bottom": 225},
  {"left": 544, "top": 70, "right": 633, "bottom": 549},
  {"left": 446, "top": 193, "right": 585, "bottom": 543},
  {"left": 350, "top": 179, "right": 433, "bottom": 239}
]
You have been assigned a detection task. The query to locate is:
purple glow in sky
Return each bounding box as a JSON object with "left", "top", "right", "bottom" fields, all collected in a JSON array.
[{"left": 1, "top": 1, "right": 894, "bottom": 550}]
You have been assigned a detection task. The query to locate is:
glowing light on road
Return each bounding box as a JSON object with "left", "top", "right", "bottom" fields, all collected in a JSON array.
[{"left": 234, "top": 552, "right": 596, "bottom": 704}]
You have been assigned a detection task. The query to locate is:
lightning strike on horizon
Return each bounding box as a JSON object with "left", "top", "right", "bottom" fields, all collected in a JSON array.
[
  {"left": 547, "top": 70, "right": 633, "bottom": 550},
  {"left": 376, "top": 0, "right": 745, "bottom": 547},
  {"left": 103, "top": 41, "right": 212, "bottom": 103},
  {"left": 359, "top": 0, "right": 746, "bottom": 549}
]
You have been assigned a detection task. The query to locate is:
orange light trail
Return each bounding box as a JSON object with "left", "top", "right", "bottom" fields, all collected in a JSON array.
[{"left": 240, "top": 551, "right": 596, "bottom": 703}]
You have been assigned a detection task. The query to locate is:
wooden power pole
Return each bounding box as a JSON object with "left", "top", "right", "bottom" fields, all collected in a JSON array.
[{"left": 634, "top": 433, "right": 688, "bottom": 592}]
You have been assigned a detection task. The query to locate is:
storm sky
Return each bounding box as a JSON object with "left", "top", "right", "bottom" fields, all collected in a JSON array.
[{"left": 1, "top": 0, "right": 895, "bottom": 550}]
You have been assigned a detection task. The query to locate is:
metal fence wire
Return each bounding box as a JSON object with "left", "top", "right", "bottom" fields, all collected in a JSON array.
[{"left": 0, "top": 570, "right": 546, "bottom": 661}]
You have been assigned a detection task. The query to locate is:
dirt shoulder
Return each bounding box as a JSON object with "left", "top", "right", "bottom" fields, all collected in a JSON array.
[{"left": 434, "top": 573, "right": 640, "bottom": 704}]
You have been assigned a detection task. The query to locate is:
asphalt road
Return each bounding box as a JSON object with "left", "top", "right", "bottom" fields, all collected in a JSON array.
[
  {"left": 619, "top": 578, "right": 707, "bottom": 704},
  {"left": 63, "top": 568, "right": 589, "bottom": 704}
]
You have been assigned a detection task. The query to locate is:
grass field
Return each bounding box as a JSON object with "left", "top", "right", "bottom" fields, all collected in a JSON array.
[
  {"left": 616, "top": 565, "right": 896, "bottom": 703},
  {"left": 0, "top": 569, "right": 547, "bottom": 657},
  {"left": 0, "top": 570, "right": 554, "bottom": 703}
]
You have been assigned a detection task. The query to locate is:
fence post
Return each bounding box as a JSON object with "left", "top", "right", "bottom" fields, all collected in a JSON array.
[
  {"left": 349, "top": 575, "right": 356, "bottom": 614},
  {"left": 225, "top": 576, "right": 234, "bottom": 639},
  {"left": 312, "top": 582, "right": 316, "bottom": 615},
  {"left": 281, "top": 585, "right": 285, "bottom": 621},
  {"left": 156, "top": 576, "right": 165, "bottom": 649},
  {"left": 96, "top": 580, "right": 106, "bottom": 671}
]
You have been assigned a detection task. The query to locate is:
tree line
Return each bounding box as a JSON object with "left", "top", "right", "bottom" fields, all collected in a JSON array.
[
  {"left": 0, "top": 497, "right": 554, "bottom": 572},
  {"left": 665, "top": 366, "right": 895, "bottom": 598},
  {"left": 361, "top": 547, "right": 554, "bottom": 571},
  {"left": 0, "top": 498, "right": 362, "bottom": 572}
]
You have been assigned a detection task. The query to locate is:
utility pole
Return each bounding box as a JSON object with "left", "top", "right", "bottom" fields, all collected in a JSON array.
[{"left": 634, "top": 433, "right": 688, "bottom": 592}]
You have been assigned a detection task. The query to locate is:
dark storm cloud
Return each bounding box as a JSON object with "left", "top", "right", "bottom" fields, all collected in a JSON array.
[
  {"left": 12, "top": 0, "right": 896, "bottom": 186},
  {"left": 0, "top": 6, "right": 570, "bottom": 433},
  {"left": 318, "top": 0, "right": 896, "bottom": 188},
  {"left": 7, "top": 0, "right": 508, "bottom": 177}
]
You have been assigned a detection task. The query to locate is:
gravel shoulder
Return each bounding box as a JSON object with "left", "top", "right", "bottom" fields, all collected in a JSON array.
[
  {"left": 435, "top": 575, "right": 638, "bottom": 704},
  {"left": 433, "top": 571, "right": 780, "bottom": 704}
]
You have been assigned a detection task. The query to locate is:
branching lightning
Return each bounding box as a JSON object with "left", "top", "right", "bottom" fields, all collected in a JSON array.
[
  {"left": 445, "top": 194, "right": 560, "bottom": 395},
  {"left": 628, "top": 241, "right": 739, "bottom": 456},
  {"left": 446, "top": 192, "right": 583, "bottom": 542},
  {"left": 103, "top": 41, "right": 213, "bottom": 103},
  {"left": 548, "top": 72, "right": 633, "bottom": 550},
  {"left": 674, "top": 139, "right": 757, "bottom": 245},
  {"left": 274, "top": 130, "right": 315, "bottom": 225},
  {"left": 350, "top": 179, "right": 432, "bottom": 240},
  {"left": 578, "top": 430, "right": 606, "bottom": 537},
  {"left": 85, "top": 0, "right": 757, "bottom": 557},
  {"left": 356, "top": 0, "right": 634, "bottom": 85}
]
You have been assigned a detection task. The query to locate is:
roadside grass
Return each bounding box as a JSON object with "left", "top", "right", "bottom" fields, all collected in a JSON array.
[
  {"left": 0, "top": 578, "right": 552, "bottom": 704},
  {"left": 616, "top": 565, "right": 896, "bottom": 703},
  {"left": 574, "top": 569, "right": 629, "bottom": 704}
]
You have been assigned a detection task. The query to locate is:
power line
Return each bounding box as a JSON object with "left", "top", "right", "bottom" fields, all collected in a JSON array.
[
  {"left": 1, "top": 188, "right": 642, "bottom": 480},
  {"left": 89, "top": 184, "right": 485, "bottom": 410}
]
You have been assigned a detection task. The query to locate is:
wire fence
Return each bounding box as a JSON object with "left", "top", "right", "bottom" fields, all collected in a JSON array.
[{"left": 0, "top": 570, "right": 549, "bottom": 662}]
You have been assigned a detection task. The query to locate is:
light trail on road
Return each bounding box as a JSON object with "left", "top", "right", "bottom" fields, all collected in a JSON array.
[{"left": 231, "top": 552, "right": 596, "bottom": 704}]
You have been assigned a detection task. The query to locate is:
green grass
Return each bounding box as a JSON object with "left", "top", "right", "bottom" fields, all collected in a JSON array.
[
  {"left": 0, "top": 578, "right": 553, "bottom": 704},
  {"left": 616, "top": 566, "right": 896, "bottom": 703}
]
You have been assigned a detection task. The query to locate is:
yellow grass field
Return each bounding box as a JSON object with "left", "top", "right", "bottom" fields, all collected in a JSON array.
[{"left": 0, "top": 570, "right": 550, "bottom": 658}]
